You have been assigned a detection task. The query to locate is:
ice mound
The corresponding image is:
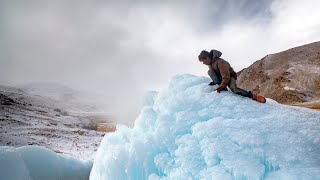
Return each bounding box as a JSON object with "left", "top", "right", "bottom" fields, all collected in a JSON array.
[
  {"left": 90, "top": 74, "right": 320, "bottom": 180},
  {"left": 0, "top": 146, "right": 92, "bottom": 180}
]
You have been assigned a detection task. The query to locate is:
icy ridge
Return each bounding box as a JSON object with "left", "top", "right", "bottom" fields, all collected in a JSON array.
[{"left": 90, "top": 74, "right": 320, "bottom": 180}]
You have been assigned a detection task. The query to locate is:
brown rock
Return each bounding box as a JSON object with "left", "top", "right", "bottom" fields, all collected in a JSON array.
[{"left": 237, "top": 41, "right": 320, "bottom": 105}]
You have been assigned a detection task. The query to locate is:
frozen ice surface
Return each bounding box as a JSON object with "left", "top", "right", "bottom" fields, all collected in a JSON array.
[
  {"left": 0, "top": 146, "right": 31, "bottom": 180},
  {"left": 0, "top": 146, "right": 92, "bottom": 180},
  {"left": 90, "top": 74, "right": 320, "bottom": 180}
]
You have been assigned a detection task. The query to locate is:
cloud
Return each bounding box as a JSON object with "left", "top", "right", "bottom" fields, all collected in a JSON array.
[
  {"left": 0, "top": 0, "right": 319, "bottom": 122},
  {"left": 268, "top": 0, "right": 320, "bottom": 49}
]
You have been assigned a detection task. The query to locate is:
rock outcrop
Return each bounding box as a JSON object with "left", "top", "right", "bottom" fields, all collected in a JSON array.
[{"left": 237, "top": 41, "right": 320, "bottom": 107}]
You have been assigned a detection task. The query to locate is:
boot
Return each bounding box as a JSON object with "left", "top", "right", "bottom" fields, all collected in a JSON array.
[{"left": 252, "top": 94, "right": 266, "bottom": 103}]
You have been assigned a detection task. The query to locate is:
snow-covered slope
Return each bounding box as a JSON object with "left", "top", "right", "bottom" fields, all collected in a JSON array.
[
  {"left": 19, "top": 82, "right": 79, "bottom": 102},
  {"left": 90, "top": 74, "right": 320, "bottom": 179},
  {"left": 0, "top": 85, "right": 107, "bottom": 160},
  {"left": 17, "top": 82, "right": 105, "bottom": 112},
  {"left": 237, "top": 41, "right": 320, "bottom": 107}
]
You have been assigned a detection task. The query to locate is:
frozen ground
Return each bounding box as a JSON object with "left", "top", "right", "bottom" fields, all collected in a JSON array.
[
  {"left": 0, "top": 85, "right": 113, "bottom": 160},
  {"left": 90, "top": 74, "right": 320, "bottom": 180}
]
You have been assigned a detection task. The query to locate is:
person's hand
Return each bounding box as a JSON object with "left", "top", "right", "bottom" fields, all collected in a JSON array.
[
  {"left": 208, "top": 81, "right": 216, "bottom": 86},
  {"left": 216, "top": 86, "right": 226, "bottom": 93}
]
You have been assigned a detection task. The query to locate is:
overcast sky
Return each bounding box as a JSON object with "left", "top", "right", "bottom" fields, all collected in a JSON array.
[{"left": 1, "top": 0, "right": 320, "bottom": 121}]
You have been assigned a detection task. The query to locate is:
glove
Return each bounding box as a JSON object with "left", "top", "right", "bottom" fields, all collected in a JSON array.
[
  {"left": 208, "top": 81, "right": 216, "bottom": 86},
  {"left": 216, "top": 86, "right": 227, "bottom": 93}
]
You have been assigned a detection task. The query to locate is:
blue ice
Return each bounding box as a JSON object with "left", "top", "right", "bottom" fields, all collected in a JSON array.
[
  {"left": 0, "top": 146, "right": 92, "bottom": 180},
  {"left": 90, "top": 74, "right": 320, "bottom": 180}
]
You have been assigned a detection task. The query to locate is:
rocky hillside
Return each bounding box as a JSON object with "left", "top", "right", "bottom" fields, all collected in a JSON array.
[{"left": 237, "top": 41, "right": 320, "bottom": 107}]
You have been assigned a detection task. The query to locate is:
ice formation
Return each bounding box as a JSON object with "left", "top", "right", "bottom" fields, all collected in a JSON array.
[
  {"left": 0, "top": 146, "right": 92, "bottom": 180},
  {"left": 90, "top": 74, "right": 320, "bottom": 180}
]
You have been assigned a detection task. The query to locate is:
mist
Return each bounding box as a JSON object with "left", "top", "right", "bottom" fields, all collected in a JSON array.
[{"left": 1, "top": 0, "right": 320, "bottom": 123}]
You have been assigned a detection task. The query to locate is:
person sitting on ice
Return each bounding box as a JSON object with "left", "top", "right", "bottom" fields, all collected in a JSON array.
[{"left": 198, "top": 49, "right": 266, "bottom": 103}]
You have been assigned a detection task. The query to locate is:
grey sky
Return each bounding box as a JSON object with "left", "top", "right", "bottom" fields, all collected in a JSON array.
[{"left": 1, "top": 0, "right": 320, "bottom": 122}]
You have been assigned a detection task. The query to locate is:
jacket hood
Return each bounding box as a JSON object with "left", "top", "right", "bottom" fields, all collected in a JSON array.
[{"left": 210, "top": 49, "right": 222, "bottom": 59}]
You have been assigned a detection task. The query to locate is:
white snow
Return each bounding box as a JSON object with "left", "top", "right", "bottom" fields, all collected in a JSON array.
[
  {"left": 0, "top": 146, "right": 92, "bottom": 180},
  {"left": 0, "top": 85, "right": 106, "bottom": 160},
  {"left": 284, "top": 86, "right": 295, "bottom": 91},
  {"left": 90, "top": 74, "right": 320, "bottom": 180}
]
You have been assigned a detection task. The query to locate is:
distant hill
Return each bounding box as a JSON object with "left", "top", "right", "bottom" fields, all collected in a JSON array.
[
  {"left": 237, "top": 41, "right": 320, "bottom": 108},
  {"left": 17, "top": 82, "right": 104, "bottom": 112},
  {"left": 19, "top": 82, "right": 79, "bottom": 102}
]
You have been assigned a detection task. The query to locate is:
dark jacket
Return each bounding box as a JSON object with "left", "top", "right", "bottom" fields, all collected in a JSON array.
[{"left": 208, "top": 58, "right": 237, "bottom": 88}]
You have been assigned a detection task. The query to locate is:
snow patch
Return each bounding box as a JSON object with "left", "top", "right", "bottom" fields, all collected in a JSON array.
[{"left": 284, "top": 86, "right": 296, "bottom": 91}]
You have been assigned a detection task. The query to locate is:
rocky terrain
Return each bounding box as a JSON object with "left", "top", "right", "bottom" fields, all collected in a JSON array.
[
  {"left": 0, "top": 84, "right": 116, "bottom": 160},
  {"left": 237, "top": 41, "right": 320, "bottom": 109}
]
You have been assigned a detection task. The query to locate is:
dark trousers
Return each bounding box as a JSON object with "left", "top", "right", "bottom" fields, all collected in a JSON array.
[{"left": 208, "top": 70, "right": 252, "bottom": 98}]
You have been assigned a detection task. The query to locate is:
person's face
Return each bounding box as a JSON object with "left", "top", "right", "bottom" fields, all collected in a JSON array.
[{"left": 200, "top": 57, "right": 211, "bottom": 65}]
